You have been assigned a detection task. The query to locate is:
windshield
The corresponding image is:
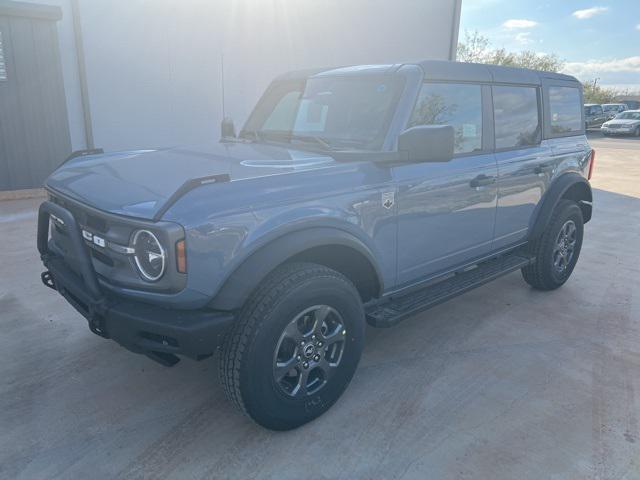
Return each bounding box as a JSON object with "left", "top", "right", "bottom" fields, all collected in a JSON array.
[
  {"left": 616, "top": 112, "right": 640, "bottom": 120},
  {"left": 241, "top": 75, "right": 404, "bottom": 150}
]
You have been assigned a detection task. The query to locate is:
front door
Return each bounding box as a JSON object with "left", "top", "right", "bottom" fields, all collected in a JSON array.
[{"left": 394, "top": 82, "right": 498, "bottom": 286}]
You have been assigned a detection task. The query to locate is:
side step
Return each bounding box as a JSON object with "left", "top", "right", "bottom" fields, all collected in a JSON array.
[{"left": 366, "top": 252, "right": 534, "bottom": 328}]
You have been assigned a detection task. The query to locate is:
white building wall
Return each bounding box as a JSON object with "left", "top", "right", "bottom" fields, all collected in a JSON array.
[{"left": 28, "top": 0, "right": 462, "bottom": 151}]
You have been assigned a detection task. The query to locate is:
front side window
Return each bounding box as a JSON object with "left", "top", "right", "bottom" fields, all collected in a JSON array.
[
  {"left": 549, "top": 86, "right": 582, "bottom": 134},
  {"left": 493, "top": 86, "right": 541, "bottom": 149},
  {"left": 408, "top": 83, "right": 483, "bottom": 154},
  {"left": 243, "top": 75, "right": 404, "bottom": 150}
]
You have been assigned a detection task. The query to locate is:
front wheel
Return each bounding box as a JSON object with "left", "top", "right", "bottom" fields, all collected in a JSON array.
[
  {"left": 219, "top": 262, "right": 365, "bottom": 430},
  {"left": 522, "top": 200, "right": 584, "bottom": 290}
]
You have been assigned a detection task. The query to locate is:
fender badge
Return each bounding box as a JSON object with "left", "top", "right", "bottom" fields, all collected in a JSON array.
[{"left": 382, "top": 191, "right": 395, "bottom": 210}]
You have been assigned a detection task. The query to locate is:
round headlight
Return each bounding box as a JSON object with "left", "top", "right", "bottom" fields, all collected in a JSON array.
[{"left": 132, "top": 230, "right": 166, "bottom": 281}]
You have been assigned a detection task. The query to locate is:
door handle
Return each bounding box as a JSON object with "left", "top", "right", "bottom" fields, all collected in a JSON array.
[
  {"left": 470, "top": 175, "right": 496, "bottom": 188},
  {"left": 534, "top": 163, "right": 554, "bottom": 175}
]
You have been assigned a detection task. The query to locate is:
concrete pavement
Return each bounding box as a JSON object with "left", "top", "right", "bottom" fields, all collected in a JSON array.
[{"left": 1, "top": 135, "right": 639, "bottom": 479}]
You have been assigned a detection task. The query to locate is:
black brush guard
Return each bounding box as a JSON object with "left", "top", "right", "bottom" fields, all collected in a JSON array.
[{"left": 37, "top": 201, "right": 234, "bottom": 366}]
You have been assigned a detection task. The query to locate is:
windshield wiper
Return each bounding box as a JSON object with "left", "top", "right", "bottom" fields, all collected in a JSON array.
[
  {"left": 241, "top": 130, "right": 335, "bottom": 151},
  {"left": 239, "top": 130, "right": 265, "bottom": 142},
  {"left": 288, "top": 134, "right": 334, "bottom": 151}
]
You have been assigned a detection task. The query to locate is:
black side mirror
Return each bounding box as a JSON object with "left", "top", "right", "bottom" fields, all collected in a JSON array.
[
  {"left": 398, "top": 125, "right": 455, "bottom": 163},
  {"left": 221, "top": 117, "right": 236, "bottom": 139}
]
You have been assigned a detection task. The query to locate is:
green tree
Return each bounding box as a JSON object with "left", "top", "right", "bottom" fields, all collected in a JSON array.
[
  {"left": 457, "top": 30, "right": 564, "bottom": 73},
  {"left": 582, "top": 80, "right": 626, "bottom": 104},
  {"left": 456, "top": 30, "right": 491, "bottom": 63},
  {"left": 457, "top": 31, "right": 636, "bottom": 104}
]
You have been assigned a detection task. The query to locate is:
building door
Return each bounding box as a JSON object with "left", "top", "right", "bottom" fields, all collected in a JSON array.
[{"left": 0, "top": 2, "right": 71, "bottom": 191}]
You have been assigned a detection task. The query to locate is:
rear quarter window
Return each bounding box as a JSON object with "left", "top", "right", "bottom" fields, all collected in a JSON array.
[{"left": 549, "top": 86, "right": 582, "bottom": 134}]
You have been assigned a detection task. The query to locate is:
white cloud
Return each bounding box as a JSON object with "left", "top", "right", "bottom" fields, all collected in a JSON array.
[
  {"left": 572, "top": 7, "right": 608, "bottom": 20},
  {"left": 503, "top": 19, "right": 538, "bottom": 29},
  {"left": 563, "top": 57, "right": 640, "bottom": 90},
  {"left": 602, "top": 84, "right": 640, "bottom": 93},
  {"left": 563, "top": 56, "right": 640, "bottom": 77},
  {"left": 515, "top": 32, "right": 533, "bottom": 45},
  {"left": 636, "top": 24, "right": 640, "bottom": 31}
]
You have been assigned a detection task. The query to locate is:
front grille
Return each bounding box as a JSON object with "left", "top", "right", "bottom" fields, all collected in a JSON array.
[
  {"left": 608, "top": 124, "right": 625, "bottom": 129},
  {"left": 86, "top": 214, "right": 107, "bottom": 233},
  {"left": 91, "top": 248, "right": 115, "bottom": 267},
  {"left": 46, "top": 190, "right": 187, "bottom": 294}
]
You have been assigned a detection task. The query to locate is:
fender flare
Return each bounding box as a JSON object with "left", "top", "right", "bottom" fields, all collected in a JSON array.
[
  {"left": 529, "top": 173, "right": 592, "bottom": 241},
  {"left": 209, "top": 227, "right": 384, "bottom": 311}
]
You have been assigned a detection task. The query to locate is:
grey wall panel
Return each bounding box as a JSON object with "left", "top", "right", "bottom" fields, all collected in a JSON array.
[
  {"left": 0, "top": 10, "right": 71, "bottom": 190},
  {"left": 15, "top": 0, "right": 87, "bottom": 151},
  {"left": 0, "top": 18, "right": 12, "bottom": 189},
  {"left": 9, "top": 16, "right": 43, "bottom": 188}
]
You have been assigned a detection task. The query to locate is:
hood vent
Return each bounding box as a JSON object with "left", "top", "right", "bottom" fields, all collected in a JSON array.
[{"left": 153, "top": 174, "right": 231, "bottom": 221}]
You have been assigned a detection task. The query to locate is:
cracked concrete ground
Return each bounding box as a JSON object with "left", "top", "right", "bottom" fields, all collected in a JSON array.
[{"left": 1, "top": 133, "right": 639, "bottom": 479}]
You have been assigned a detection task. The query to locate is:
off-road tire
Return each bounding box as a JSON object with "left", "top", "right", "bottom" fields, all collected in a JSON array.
[
  {"left": 522, "top": 200, "right": 584, "bottom": 290},
  {"left": 219, "top": 262, "right": 365, "bottom": 430}
]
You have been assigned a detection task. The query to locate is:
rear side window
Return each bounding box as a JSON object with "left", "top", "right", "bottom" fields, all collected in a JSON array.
[
  {"left": 408, "top": 83, "right": 482, "bottom": 154},
  {"left": 587, "top": 105, "right": 603, "bottom": 115},
  {"left": 493, "top": 86, "right": 541, "bottom": 149},
  {"left": 549, "top": 86, "right": 582, "bottom": 134}
]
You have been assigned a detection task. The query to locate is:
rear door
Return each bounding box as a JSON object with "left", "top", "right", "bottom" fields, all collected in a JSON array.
[
  {"left": 394, "top": 82, "right": 498, "bottom": 285},
  {"left": 492, "top": 84, "right": 550, "bottom": 250}
]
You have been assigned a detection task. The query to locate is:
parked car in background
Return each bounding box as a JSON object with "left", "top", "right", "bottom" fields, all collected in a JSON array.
[
  {"left": 601, "top": 110, "right": 640, "bottom": 136},
  {"left": 602, "top": 103, "right": 628, "bottom": 119},
  {"left": 618, "top": 98, "right": 640, "bottom": 110},
  {"left": 584, "top": 104, "right": 608, "bottom": 129},
  {"left": 37, "top": 61, "right": 594, "bottom": 430}
]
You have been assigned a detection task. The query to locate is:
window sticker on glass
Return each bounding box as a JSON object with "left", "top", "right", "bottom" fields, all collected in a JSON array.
[{"left": 462, "top": 124, "right": 477, "bottom": 138}]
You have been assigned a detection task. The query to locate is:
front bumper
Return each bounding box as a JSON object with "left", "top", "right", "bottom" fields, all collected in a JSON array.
[{"left": 38, "top": 201, "right": 234, "bottom": 366}]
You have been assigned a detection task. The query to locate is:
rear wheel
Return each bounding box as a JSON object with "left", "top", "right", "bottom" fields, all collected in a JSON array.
[
  {"left": 635, "top": 126, "right": 640, "bottom": 137},
  {"left": 522, "top": 200, "right": 584, "bottom": 290},
  {"left": 219, "top": 262, "right": 365, "bottom": 430}
]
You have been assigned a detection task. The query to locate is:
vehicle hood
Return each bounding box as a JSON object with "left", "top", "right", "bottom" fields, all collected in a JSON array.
[
  {"left": 604, "top": 119, "right": 640, "bottom": 126},
  {"left": 46, "top": 141, "right": 337, "bottom": 219}
]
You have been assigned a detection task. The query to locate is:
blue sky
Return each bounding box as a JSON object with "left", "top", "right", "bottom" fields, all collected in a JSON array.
[{"left": 460, "top": 0, "right": 640, "bottom": 90}]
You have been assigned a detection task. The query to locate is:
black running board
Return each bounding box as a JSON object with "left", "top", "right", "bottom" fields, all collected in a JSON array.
[{"left": 366, "top": 252, "right": 534, "bottom": 328}]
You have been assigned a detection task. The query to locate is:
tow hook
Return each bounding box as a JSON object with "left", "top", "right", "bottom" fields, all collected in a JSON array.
[{"left": 41, "top": 271, "right": 56, "bottom": 290}]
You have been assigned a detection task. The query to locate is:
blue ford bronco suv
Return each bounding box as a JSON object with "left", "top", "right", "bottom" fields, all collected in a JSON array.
[{"left": 38, "top": 61, "right": 594, "bottom": 430}]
